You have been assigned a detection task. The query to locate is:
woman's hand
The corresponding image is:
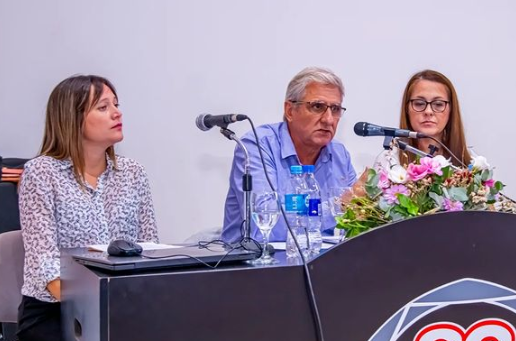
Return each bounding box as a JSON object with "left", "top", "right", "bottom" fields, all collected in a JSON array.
[{"left": 47, "top": 278, "right": 61, "bottom": 301}]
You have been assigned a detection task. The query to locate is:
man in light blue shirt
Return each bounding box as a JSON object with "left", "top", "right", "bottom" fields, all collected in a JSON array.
[{"left": 222, "top": 67, "right": 357, "bottom": 243}]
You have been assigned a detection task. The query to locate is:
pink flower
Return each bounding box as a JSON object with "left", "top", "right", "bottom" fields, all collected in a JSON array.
[
  {"left": 383, "top": 184, "right": 410, "bottom": 204},
  {"left": 483, "top": 178, "right": 495, "bottom": 188},
  {"left": 406, "top": 163, "right": 431, "bottom": 181},
  {"left": 378, "top": 170, "right": 390, "bottom": 189},
  {"left": 420, "top": 157, "right": 443, "bottom": 176},
  {"left": 443, "top": 198, "right": 464, "bottom": 211}
]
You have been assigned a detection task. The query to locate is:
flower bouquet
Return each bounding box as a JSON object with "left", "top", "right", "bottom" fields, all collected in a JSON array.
[{"left": 336, "top": 155, "right": 516, "bottom": 238}]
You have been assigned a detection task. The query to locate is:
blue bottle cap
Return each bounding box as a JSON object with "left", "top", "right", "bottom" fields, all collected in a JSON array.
[
  {"left": 302, "top": 165, "right": 315, "bottom": 173},
  {"left": 290, "top": 165, "right": 303, "bottom": 174}
]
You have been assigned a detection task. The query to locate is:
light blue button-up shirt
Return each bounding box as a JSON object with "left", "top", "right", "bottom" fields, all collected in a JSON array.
[{"left": 222, "top": 122, "right": 357, "bottom": 243}]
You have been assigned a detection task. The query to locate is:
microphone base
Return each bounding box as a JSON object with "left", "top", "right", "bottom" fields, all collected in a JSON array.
[{"left": 239, "top": 238, "right": 275, "bottom": 255}]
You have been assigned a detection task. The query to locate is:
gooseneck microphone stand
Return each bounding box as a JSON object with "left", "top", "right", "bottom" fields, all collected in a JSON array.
[
  {"left": 219, "top": 127, "right": 260, "bottom": 252},
  {"left": 395, "top": 139, "right": 435, "bottom": 158}
]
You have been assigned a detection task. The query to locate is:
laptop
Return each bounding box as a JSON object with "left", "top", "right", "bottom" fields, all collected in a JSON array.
[{"left": 71, "top": 245, "right": 259, "bottom": 272}]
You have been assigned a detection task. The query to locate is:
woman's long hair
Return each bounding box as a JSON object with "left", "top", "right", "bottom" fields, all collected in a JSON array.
[
  {"left": 40, "top": 75, "right": 118, "bottom": 183},
  {"left": 399, "top": 70, "right": 470, "bottom": 167}
]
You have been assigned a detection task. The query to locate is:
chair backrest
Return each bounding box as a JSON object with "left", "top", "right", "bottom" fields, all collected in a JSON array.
[
  {"left": 0, "top": 157, "right": 30, "bottom": 234},
  {"left": 0, "top": 230, "right": 24, "bottom": 323},
  {"left": 0, "top": 182, "right": 21, "bottom": 234}
]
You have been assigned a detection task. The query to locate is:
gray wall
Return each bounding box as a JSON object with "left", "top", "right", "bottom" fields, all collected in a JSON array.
[{"left": 1, "top": 0, "right": 515, "bottom": 242}]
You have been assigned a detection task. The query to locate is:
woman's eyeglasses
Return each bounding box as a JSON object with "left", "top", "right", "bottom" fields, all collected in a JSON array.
[{"left": 409, "top": 99, "right": 449, "bottom": 113}]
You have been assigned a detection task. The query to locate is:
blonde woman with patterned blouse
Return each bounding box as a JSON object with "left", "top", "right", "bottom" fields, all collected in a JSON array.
[{"left": 17, "top": 75, "right": 159, "bottom": 341}]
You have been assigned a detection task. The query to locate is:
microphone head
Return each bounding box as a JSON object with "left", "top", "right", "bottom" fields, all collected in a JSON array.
[
  {"left": 353, "top": 122, "right": 389, "bottom": 137},
  {"left": 353, "top": 121, "right": 426, "bottom": 139},
  {"left": 353, "top": 122, "right": 369, "bottom": 136},
  {"left": 195, "top": 114, "right": 211, "bottom": 131}
]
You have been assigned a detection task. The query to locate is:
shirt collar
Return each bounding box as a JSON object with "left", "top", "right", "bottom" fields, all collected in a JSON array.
[
  {"left": 57, "top": 158, "right": 73, "bottom": 170},
  {"left": 279, "top": 122, "right": 333, "bottom": 164}
]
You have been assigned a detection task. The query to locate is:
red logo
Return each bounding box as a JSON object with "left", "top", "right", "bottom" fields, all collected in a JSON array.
[{"left": 415, "top": 319, "right": 516, "bottom": 341}]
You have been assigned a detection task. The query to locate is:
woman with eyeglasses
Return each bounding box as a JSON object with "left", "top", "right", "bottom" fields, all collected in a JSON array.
[
  {"left": 375, "top": 69, "right": 471, "bottom": 170},
  {"left": 398, "top": 69, "right": 470, "bottom": 166}
]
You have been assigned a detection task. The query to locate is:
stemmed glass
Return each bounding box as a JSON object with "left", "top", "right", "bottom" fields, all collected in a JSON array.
[
  {"left": 328, "top": 187, "right": 352, "bottom": 242},
  {"left": 250, "top": 191, "right": 280, "bottom": 264}
]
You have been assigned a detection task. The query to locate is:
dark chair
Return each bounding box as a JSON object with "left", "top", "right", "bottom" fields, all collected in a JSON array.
[
  {"left": 0, "top": 157, "right": 28, "bottom": 234},
  {"left": 0, "top": 182, "right": 21, "bottom": 235},
  {"left": 0, "top": 231, "right": 24, "bottom": 341},
  {"left": 0, "top": 157, "right": 29, "bottom": 341}
]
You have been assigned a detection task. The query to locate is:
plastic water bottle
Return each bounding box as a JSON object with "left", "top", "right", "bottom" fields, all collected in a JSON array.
[
  {"left": 285, "top": 165, "right": 308, "bottom": 258},
  {"left": 303, "top": 165, "right": 323, "bottom": 256}
]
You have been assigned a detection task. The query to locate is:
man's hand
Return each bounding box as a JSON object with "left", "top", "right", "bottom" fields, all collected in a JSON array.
[
  {"left": 341, "top": 168, "right": 369, "bottom": 205},
  {"left": 352, "top": 168, "right": 369, "bottom": 197}
]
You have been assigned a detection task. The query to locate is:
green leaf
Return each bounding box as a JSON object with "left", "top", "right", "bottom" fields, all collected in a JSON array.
[
  {"left": 448, "top": 187, "right": 469, "bottom": 202},
  {"left": 473, "top": 173, "right": 483, "bottom": 186},
  {"left": 430, "top": 183, "right": 443, "bottom": 195},
  {"left": 378, "top": 197, "right": 391, "bottom": 211},
  {"left": 486, "top": 193, "right": 496, "bottom": 204},
  {"left": 393, "top": 205, "right": 409, "bottom": 216},
  {"left": 397, "top": 194, "right": 419, "bottom": 216},
  {"left": 434, "top": 166, "right": 452, "bottom": 184},
  {"left": 481, "top": 169, "right": 492, "bottom": 182},
  {"left": 388, "top": 210, "right": 405, "bottom": 221},
  {"left": 343, "top": 208, "right": 356, "bottom": 220},
  {"left": 365, "top": 185, "right": 382, "bottom": 198},
  {"left": 429, "top": 191, "right": 444, "bottom": 208},
  {"left": 366, "top": 168, "right": 378, "bottom": 185},
  {"left": 468, "top": 182, "right": 477, "bottom": 195},
  {"left": 495, "top": 181, "right": 504, "bottom": 191},
  {"left": 441, "top": 166, "right": 453, "bottom": 179}
]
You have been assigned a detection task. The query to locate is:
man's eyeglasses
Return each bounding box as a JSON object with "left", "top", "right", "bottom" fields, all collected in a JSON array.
[
  {"left": 291, "top": 101, "right": 346, "bottom": 117},
  {"left": 409, "top": 99, "right": 449, "bottom": 113}
]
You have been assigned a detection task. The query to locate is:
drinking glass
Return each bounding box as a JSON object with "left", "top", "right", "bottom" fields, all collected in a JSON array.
[
  {"left": 251, "top": 191, "right": 280, "bottom": 264},
  {"left": 328, "top": 187, "right": 352, "bottom": 241}
]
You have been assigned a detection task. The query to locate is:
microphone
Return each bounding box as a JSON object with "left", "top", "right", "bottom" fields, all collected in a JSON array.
[
  {"left": 353, "top": 122, "right": 427, "bottom": 138},
  {"left": 196, "top": 113, "right": 248, "bottom": 131}
]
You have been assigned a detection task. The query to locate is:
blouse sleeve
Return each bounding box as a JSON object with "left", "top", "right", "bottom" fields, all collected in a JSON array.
[
  {"left": 19, "top": 160, "right": 60, "bottom": 299},
  {"left": 135, "top": 165, "right": 159, "bottom": 243}
]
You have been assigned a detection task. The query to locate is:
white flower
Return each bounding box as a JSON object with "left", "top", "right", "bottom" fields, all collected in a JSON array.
[
  {"left": 471, "top": 155, "right": 491, "bottom": 171},
  {"left": 432, "top": 155, "right": 451, "bottom": 168},
  {"left": 387, "top": 164, "right": 408, "bottom": 184}
]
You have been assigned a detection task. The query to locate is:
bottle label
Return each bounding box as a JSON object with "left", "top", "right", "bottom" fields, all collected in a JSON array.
[
  {"left": 285, "top": 194, "right": 307, "bottom": 213},
  {"left": 307, "top": 198, "right": 321, "bottom": 216}
]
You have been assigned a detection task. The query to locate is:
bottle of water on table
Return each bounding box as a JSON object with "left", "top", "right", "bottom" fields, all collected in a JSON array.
[
  {"left": 285, "top": 165, "right": 308, "bottom": 258},
  {"left": 303, "top": 165, "right": 322, "bottom": 256}
]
